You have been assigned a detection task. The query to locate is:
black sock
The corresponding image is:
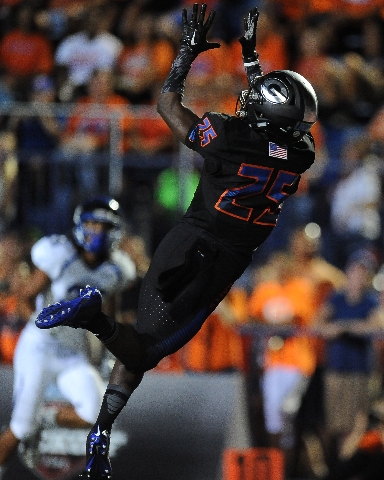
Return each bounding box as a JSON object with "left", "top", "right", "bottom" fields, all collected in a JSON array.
[
  {"left": 95, "top": 384, "right": 132, "bottom": 433},
  {"left": 84, "top": 312, "right": 119, "bottom": 344}
]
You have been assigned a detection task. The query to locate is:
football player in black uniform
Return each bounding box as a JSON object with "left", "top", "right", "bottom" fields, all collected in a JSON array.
[{"left": 35, "top": 4, "right": 317, "bottom": 479}]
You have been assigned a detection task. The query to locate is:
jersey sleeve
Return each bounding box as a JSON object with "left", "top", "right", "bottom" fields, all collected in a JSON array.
[
  {"left": 54, "top": 37, "right": 71, "bottom": 65},
  {"left": 31, "top": 235, "right": 74, "bottom": 280},
  {"left": 110, "top": 250, "right": 137, "bottom": 291},
  {"left": 185, "top": 112, "right": 229, "bottom": 156}
]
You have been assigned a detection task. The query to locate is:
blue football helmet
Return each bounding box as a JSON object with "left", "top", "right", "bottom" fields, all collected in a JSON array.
[{"left": 73, "top": 196, "right": 122, "bottom": 255}]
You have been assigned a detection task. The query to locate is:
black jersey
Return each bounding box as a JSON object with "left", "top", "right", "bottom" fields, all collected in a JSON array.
[{"left": 183, "top": 112, "right": 315, "bottom": 253}]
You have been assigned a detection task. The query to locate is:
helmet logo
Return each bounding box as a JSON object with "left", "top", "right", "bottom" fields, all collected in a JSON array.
[{"left": 261, "top": 78, "right": 289, "bottom": 104}]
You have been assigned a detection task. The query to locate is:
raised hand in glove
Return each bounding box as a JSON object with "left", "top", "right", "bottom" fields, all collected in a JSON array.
[
  {"left": 238, "top": 7, "right": 259, "bottom": 62},
  {"left": 181, "top": 3, "right": 220, "bottom": 56}
]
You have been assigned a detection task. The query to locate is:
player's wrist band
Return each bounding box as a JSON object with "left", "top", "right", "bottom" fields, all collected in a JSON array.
[
  {"left": 244, "top": 60, "right": 260, "bottom": 67},
  {"left": 242, "top": 52, "right": 259, "bottom": 64},
  {"left": 244, "top": 55, "right": 263, "bottom": 87}
]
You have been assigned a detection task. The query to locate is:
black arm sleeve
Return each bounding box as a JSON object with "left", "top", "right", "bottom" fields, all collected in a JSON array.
[{"left": 160, "top": 46, "right": 196, "bottom": 97}]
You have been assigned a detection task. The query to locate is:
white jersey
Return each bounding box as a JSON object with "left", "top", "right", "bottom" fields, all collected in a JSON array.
[
  {"left": 31, "top": 234, "right": 136, "bottom": 353},
  {"left": 55, "top": 32, "right": 123, "bottom": 86}
]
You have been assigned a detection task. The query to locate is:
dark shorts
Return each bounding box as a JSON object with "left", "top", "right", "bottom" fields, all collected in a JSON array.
[
  {"left": 136, "top": 222, "right": 252, "bottom": 371},
  {"left": 324, "top": 371, "right": 370, "bottom": 434}
]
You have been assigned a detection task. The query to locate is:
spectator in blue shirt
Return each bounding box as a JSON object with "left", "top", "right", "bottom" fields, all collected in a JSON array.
[{"left": 315, "top": 248, "right": 380, "bottom": 468}]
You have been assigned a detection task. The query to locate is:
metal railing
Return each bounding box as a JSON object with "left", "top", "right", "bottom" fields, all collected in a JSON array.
[{"left": 0, "top": 101, "right": 174, "bottom": 197}]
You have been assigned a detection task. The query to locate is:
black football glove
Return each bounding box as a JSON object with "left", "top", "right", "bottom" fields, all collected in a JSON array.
[
  {"left": 180, "top": 3, "right": 221, "bottom": 56},
  {"left": 238, "top": 7, "right": 259, "bottom": 62}
]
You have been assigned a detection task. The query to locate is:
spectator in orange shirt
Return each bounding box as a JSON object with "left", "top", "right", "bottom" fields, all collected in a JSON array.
[
  {"left": 116, "top": 12, "right": 176, "bottom": 105},
  {"left": 0, "top": 3, "right": 54, "bottom": 100},
  {"left": 248, "top": 250, "right": 319, "bottom": 475},
  {"left": 55, "top": 69, "right": 132, "bottom": 209},
  {"left": 62, "top": 69, "right": 132, "bottom": 153}
]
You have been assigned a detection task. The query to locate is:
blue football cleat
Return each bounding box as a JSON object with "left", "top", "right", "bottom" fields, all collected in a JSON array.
[
  {"left": 35, "top": 285, "right": 102, "bottom": 330},
  {"left": 81, "top": 425, "right": 112, "bottom": 479}
]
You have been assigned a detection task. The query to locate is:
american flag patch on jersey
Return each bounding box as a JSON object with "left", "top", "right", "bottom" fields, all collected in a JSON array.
[{"left": 269, "top": 142, "right": 287, "bottom": 159}]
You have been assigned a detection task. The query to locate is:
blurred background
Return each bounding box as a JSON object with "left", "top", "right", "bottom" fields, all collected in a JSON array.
[{"left": 2, "top": 0, "right": 384, "bottom": 479}]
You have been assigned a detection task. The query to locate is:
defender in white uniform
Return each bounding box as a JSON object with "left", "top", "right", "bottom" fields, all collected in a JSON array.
[{"left": 0, "top": 196, "right": 136, "bottom": 472}]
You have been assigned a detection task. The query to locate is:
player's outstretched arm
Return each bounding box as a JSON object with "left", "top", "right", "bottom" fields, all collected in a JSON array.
[
  {"left": 157, "top": 3, "right": 220, "bottom": 144},
  {"left": 238, "top": 7, "right": 263, "bottom": 86}
]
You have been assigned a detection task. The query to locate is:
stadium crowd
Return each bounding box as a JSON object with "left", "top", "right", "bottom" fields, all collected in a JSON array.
[{"left": 1, "top": 0, "right": 384, "bottom": 478}]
